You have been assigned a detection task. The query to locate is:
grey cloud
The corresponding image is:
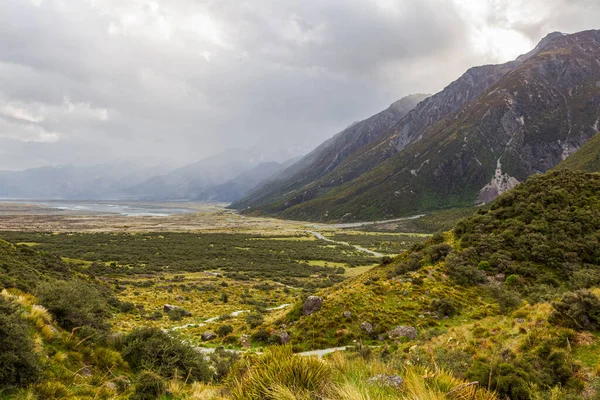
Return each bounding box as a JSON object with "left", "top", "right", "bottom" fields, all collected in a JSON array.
[{"left": 0, "top": 0, "right": 597, "bottom": 170}]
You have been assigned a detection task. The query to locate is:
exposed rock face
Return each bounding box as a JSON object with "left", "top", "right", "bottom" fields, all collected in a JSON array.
[
  {"left": 201, "top": 331, "right": 217, "bottom": 341},
  {"left": 476, "top": 160, "right": 520, "bottom": 205},
  {"left": 388, "top": 326, "right": 418, "bottom": 340},
  {"left": 367, "top": 374, "right": 404, "bottom": 388},
  {"left": 302, "top": 296, "right": 323, "bottom": 315},
  {"left": 360, "top": 322, "right": 374, "bottom": 334}
]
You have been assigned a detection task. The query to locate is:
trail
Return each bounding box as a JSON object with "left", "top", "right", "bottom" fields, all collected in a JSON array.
[
  {"left": 306, "top": 230, "right": 384, "bottom": 258},
  {"left": 195, "top": 346, "right": 350, "bottom": 358},
  {"left": 307, "top": 214, "right": 424, "bottom": 229},
  {"left": 170, "top": 303, "right": 291, "bottom": 331}
]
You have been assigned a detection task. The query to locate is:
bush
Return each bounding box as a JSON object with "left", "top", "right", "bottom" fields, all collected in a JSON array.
[
  {"left": 131, "top": 371, "right": 165, "bottom": 400},
  {"left": 245, "top": 313, "right": 264, "bottom": 329},
  {"left": 167, "top": 307, "right": 190, "bottom": 321},
  {"left": 431, "top": 298, "right": 457, "bottom": 317},
  {"left": 218, "top": 324, "right": 233, "bottom": 337},
  {"left": 36, "top": 280, "right": 111, "bottom": 332},
  {"left": 119, "top": 327, "right": 212, "bottom": 382},
  {"left": 209, "top": 348, "right": 240, "bottom": 381},
  {"left": 0, "top": 297, "right": 42, "bottom": 388},
  {"left": 550, "top": 290, "right": 600, "bottom": 330},
  {"left": 251, "top": 328, "right": 271, "bottom": 343},
  {"left": 426, "top": 243, "right": 453, "bottom": 263}
]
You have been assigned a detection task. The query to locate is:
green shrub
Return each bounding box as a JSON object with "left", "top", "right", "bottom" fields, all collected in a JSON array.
[
  {"left": 550, "top": 290, "right": 600, "bottom": 330},
  {"left": 167, "top": 307, "right": 190, "bottom": 321},
  {"left": 131, "top": 371, "right": 165, "bottom": 400},
  {"left": 218, "top": 324, "right": 233, "bottom": 337},
  {"left": 251, "top": 328, "right": 271, "bottom": 343},
  {"left": 245, "top": 313, "right": 264, "bottom": 328},
  {"left": 119, "top": 327, "right": 212, "bottom": 382},
  {"left": 209, "top": 348, "right": 240, "bottom": 381},
  {"left": 36, "top": 280, "right": 111, "bottom": 332},
  {"left": 431, "top": 298, "right": 457, "bottom": 317},
  {"left": 426, "top": 243, "right": 453, "bottom": 263},
  {"left": 0, "top": 297, "right": 42, "bottom": 389}
]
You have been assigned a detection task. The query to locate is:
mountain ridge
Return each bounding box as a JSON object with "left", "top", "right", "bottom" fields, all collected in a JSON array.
[{"left": 234, "top": 29, "right": 600, "bottom": 221}]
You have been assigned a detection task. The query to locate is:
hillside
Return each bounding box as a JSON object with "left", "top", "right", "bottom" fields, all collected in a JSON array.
[
  {"left": 282, "top": 169, "right": 600, "bottom": 399},
  {"left": 235, "top": 30, "right": 600, "bottom": 221}
]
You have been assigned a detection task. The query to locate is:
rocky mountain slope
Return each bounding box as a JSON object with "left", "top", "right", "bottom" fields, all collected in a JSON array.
[
  {"left": 234, "top": 30, "right": 600, "bottom": 221},
  {"left": 232, "top": 93, "right": 428, "bottom": 210}
]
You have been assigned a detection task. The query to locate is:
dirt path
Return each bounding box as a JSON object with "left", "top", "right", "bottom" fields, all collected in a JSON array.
[
  {"left": 170, "top": 304, "right": 291, "bottom": 331},
  {"left": 307, "top": 230, "right": 384, "bottom": 258},
  {"left": 307, "top": 214, "right": 425, "bottom": 229}
]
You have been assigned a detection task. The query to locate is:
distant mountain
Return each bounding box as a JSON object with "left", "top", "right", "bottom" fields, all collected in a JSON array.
[
  {"left": 125, "top": 148, "right": 299, "bottom": 201},
  {"left": 0, "top": 163, "right": 169, "bottom": 200},
  {"left": 194, "top": 158, "right": 299, "bottom": 202},
  {"left": 234, "top": 30, "right": 600, "bottom": 221}
]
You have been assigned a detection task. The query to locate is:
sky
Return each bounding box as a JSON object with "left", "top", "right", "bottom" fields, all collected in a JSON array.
[{"left": 0, "top": 0, "right": 599, "bottom": 170}]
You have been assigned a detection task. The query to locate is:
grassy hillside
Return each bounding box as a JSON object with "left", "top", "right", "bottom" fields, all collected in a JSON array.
[{"left": 282, "top": 169, "right": 600, "bottom": 399}]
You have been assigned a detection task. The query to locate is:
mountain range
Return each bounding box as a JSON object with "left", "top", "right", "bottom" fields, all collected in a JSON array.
[
  {"left": 232, "top": 30, "right": 600, "bottom": 221},
  {"left": 0, "top": 149, "right": 296, "bottom": 203}
]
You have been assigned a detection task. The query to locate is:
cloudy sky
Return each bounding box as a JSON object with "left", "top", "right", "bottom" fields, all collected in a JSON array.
[{"left": 0, "top": 0, "right": 599, "bottom": 170}]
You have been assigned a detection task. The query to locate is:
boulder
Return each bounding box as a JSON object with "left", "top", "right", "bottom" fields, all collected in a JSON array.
[
  {"left": 303, "top": 296, "right": 323, "bottom": 315},
  {"left": 343, "top": 311, "right": 352, "bottom": 319},
  {"left": 367, "top": 374, "right": 403, "bottom": 388},
  {"left": 388, "top": 326, "right": 418, "bottom": 340},
  {"left": 360, "top": 322, "right": 373, "bottom": 334},
  {"left": 163, "top": 304, "right": 191, "bottom": 316},
  {"left": 201, "top": 331, "right": 217, "bottom": 341},
  {"left": 277, "top": 330, "right": 291, "bottom": 344}
]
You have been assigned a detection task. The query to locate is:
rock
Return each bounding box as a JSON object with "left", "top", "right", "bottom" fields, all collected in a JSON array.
[
  {"left": 515, "top": 318, "right": 526, "bottom": 323},
  {"left": 303, "top": 296, "right": 323, "bottom": 315},
  {"left": 360, "top": 322, "right": 374, "bottom": 334},
  {"left": 239, "top": 334, "right": 251, "bottom": 349},
  {"left": 201, "top": 331, "right": 217, "bottom": 341},
  {"left": 403, "top": 290, "right": 409, "bottom": 296},
  {"left": 103, "top": 382, "right": 118, "bottom": 392},
  {"left": 388, "top": 326, "right": 418, "bottom": 340},
  {"left": 277, "top": 330, "right": 291, "bottom": 344},
  {"left": 343, "top": 311, "right": 352, "bottom": 319},
  {"left": 163, "top": 304, "right": 191, "bottom": 316},
  {"left": 367, "top": 374, "right": 403, "bottom": 388}
]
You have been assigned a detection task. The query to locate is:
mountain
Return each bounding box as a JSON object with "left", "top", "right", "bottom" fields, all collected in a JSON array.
[
  {"left": 0, "top": 163, "right": 168, "bottom": 200},
  {"left": 231, "top": 93, "right": 429, "bottom": 210},
  {"left": 125, "top": 148, "right": 281, "bottom": 200},
  {"left": 194, "top": 158, "right": 299, "bottom": 202},
  {"left": 234, "top": 30, "right": 600, "bottom": 221}
]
